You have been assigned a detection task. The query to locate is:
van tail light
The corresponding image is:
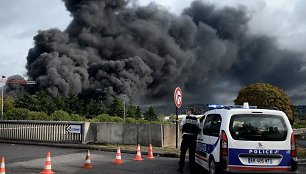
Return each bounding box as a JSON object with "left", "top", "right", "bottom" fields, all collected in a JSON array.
[
  {"left": 221, "top": 130, "right": 228, "bottom": 156},
  {"left": 291, "top": 133, "right": 297, "bottom": 157}
]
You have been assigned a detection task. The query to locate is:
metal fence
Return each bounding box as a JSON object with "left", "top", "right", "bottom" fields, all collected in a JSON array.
[{"left": 0, "top": 120, "right": 84, "bottom": 143}]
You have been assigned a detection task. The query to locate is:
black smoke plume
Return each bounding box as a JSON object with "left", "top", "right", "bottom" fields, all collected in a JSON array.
[{"left": 7, "top": 0, "right": 306, "bottom": 105}]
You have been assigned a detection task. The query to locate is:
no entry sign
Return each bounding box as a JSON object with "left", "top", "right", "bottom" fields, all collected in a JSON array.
[{"left": 174, "top": 87, "right": 182, "bottom": 108}]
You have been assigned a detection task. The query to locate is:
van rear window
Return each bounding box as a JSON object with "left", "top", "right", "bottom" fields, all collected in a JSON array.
[{"left": 229, "top": 114, "right": 287, "bottom": 141}]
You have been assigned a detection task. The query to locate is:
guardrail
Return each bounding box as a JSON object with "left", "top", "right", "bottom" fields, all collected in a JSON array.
[{"left": 0, "top": 120, "right": 84, "bottom": 144}]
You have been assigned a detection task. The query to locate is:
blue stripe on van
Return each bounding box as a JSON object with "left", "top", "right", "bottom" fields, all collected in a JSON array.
[
  {"left": 196, "top": 137, "right": 220, "bottom": 154},
  {"left": 228, "top": 148, "right": 291, "bottom": 167}
]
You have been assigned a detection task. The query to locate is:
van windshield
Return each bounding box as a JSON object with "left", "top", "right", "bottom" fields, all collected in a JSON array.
[{"left": 229, "top": 114, "right": 288, "bottom": 141}]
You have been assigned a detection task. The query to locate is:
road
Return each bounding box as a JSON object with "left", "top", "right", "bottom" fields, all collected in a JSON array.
[
  {"left": 0, "top": 143, "right": 196, "bottom": 174},
  {"left": 0, "top": 143, "right": 305, "bottom": 174}
]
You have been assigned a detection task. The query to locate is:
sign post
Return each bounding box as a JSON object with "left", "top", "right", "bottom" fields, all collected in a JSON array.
[{"left": 174, "top": 87, "right": 182, "bottom": 149}]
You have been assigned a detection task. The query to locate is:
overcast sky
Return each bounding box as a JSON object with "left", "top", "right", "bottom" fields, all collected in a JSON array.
[
  {"left": 1, "top": 0, "right": 306, "bottom": 104},
  {"left": 0, "top": 0, "right": 71, "bottom": 77}
]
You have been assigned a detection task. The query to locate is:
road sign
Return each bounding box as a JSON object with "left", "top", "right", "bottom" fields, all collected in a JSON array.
[
  {"left": 65, "top": 125, "right": 82, "bottom": 134},
  {"left": 174, "top": 87, "right": 182, "bottom": 108}
]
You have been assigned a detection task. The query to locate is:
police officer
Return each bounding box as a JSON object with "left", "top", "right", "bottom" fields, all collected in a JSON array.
[{"left": 178, "top": 107, "right": 200, "bottom": 173}]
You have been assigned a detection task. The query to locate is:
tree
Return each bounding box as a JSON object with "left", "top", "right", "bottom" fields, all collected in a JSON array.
[
  {"left": 49, "top": 95, "right": 69, "bottom": 114},
  {"left": 143, "top": 106, "right": 157, "bottom": 121},
  {"left": 14, "top": 92, "right": 40, "bottom": 111},
  {"left": 85, "top": 98, "right": 104, "bottom": 116},
  {"left": 0, "top": 95, "right": 15, "bottom": 113},
  {"left": 234, "top": 83, "right": 293, "bottom": 120},
  {"left": 108, "top": 96, "right": 124, "bottom": 117},
  {"left": 135, "top": 106, "right": 142, "bottom": 119},
  {"left": 67, "top": 94, "right": 84, "bottom": 115},
  {"left": 36, "top": 90, "right": 49, "bottom": 113},
  {"left": 126, "top": 102, "right": 137, "bottom": 119}
]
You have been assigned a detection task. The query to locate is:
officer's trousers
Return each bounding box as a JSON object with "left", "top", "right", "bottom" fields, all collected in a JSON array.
[{"left": 179, "top": 134, "right": 197, "bottom": 170}]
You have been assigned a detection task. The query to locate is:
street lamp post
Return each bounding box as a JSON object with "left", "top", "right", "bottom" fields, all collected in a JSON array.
[
  {"left": 123, "top": 95, "right": 126, "bottom": 123},
  {"left": 1, "top": 75, "right": 4, "bottom": 119}
]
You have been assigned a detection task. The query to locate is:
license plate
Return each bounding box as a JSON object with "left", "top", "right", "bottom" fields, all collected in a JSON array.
[{"left": 248, "top": 158, "right": 272, "bottom": 164}]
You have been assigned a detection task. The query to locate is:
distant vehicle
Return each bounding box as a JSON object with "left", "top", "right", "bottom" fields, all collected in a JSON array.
[
  {"left": 195, "top": 102, "right": 298, "bottom": 174},
  {"left": 164, "top": 115, "right": 202, "bottom": 123}
]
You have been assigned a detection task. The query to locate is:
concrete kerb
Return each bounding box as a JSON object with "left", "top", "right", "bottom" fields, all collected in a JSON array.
[{"left": 0, "top": 140, "right": 180, "bottom": 158}]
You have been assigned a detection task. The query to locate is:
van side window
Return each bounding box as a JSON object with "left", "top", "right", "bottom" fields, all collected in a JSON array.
[{"left": 203, "top": 114, "right": 222, "bottom": 137}]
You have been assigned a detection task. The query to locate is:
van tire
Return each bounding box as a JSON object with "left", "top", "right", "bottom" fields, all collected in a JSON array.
[{"left": 209, "top": 158, "right": 216, "bottom": 174}]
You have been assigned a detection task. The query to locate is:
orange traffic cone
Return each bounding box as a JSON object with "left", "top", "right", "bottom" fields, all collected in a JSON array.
[
  {"left": 113, "top": 147, "right": 123, "bottom": 164},
  {"left": 0, "top": 157, "right": 5, "bottom": 174},
  {"left": 134, "top": 144, "right": 144, "bottom": 161},
  {"left": 147, "top": 144, "right": 155, "bottom": 159},
  {"left": 82, "top": 150, "right": 93, "bottom": 169},
  {"left": 40, "top": 152, "right": 55, "bottom": 174}
]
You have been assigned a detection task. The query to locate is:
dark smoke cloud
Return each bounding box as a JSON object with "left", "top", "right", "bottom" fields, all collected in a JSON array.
[
  {"left": 5, "top": 75, "right": 26, "bottom": 98},
  {"left": 6, "top": 0, "right": 306, "bottom": 105}
]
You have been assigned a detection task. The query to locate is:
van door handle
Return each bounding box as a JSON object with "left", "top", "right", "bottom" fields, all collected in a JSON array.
[{"left": 197, "top": 139, "right": 203, "bottom": 141}]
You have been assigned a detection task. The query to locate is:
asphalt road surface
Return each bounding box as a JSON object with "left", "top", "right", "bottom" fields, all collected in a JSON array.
[
  {"left": 0, "top": 143, "right": 197, "bottom": 174},
  {"left": 0, "top": 143, "right": 305, "bottom": 174}
]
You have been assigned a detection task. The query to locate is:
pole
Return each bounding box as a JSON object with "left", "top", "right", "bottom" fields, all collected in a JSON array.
[
  {"left": 176, "top": 106, "right": 178, "bottom": 149},
  {"left": 1, "top": 76, "right": 3, "bottom": 119},
  {"left": 123, "top": 95, "right": 126, "bottom": 123}
]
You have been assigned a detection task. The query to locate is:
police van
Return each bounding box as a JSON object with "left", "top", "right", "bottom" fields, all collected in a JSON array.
[{"left": 195, "top": 102, "right": 298, "bottom": 174}]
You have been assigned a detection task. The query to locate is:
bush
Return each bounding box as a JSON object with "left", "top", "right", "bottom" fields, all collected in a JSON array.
[
  {"left": 50, "top": 110, "right": 71, "bottom": 121},
  {"left": 149, "top": 121, "right": 161, "bottom": 124},
  {"left": 5, "top": 108, "right": 30, "bottom": 120},
  {"left": 86, "top": 118, "right": 99, "bottom": 122},
  {"left": 125, "top": 117, "right": 137, "bottom": 123},
  {"left": 149, "top": 121, "right": 172, "bottom": 124},
  {"left": 28, "top": 111, "right": 49, "bottom": 120},
  {"left": 96, "top": 114, "right": 112, "bottom": 122},
  {"left": 110, "top": 116, "right": 124, "bottom": 123},
  {"left": 137, "top": 119, "right": 149, "bottom": 124},
  {"left": 71, "top": 114, "right": 84, "bottom": 121}
]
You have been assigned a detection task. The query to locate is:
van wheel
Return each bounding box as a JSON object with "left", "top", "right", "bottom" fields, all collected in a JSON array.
[{"left": 209, "top": 158, "right": 216, "bottom": 174}]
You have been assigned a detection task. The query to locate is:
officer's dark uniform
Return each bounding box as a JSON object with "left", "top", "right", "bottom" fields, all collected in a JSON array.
[{"left": 178, "top": 115, "right": 199, "bottom": 172}]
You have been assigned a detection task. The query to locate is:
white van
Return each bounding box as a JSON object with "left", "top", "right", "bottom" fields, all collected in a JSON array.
[{"left": 195, "top": 102, "right": 298, "bottom": 174}]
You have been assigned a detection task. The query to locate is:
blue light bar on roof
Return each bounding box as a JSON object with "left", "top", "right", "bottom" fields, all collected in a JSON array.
[
  {"left": 207, "top": 104, "right": 258, "bottom": 109},
  {"left": 208, "top": 105, "right": 224, "bottom": 109}
]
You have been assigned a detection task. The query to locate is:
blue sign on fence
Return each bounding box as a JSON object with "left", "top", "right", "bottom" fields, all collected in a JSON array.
[{"left": 65, "top": 125, "right": 82, "bottom": 134}]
